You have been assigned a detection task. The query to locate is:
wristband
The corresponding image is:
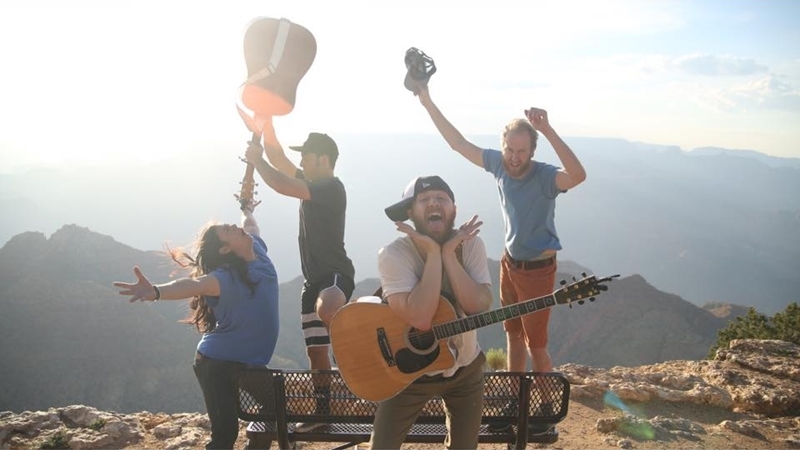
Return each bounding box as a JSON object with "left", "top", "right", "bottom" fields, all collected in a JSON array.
[{"left": 152, "top": 285, "right": 161, "bottom": 301}]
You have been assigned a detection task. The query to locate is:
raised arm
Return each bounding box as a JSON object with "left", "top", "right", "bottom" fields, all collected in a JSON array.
[
  {"left": 241, "top": 206, "right": 260, "bottom": 237},
  {"left": 417, "top": 87, "right": 485, "bottom": 168},
  {"left": 260, "top": 118, "right": 298, "bottom": 177},
  {"left": 526, "top": 108, "right": 587, "bottom": 191},
  {"left": 113, "top": 266, "right": 220, "bottom": 302},
  {"left": 236, "top": 161, "right": 262, "bottom": 237},
  {"left": 245, "top": 140, "right": 311, "bottom": 200}
]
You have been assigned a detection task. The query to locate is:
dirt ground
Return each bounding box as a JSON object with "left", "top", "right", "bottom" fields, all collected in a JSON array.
[{"left": 203, "top": 396, "right": 797, "bottom": 450}]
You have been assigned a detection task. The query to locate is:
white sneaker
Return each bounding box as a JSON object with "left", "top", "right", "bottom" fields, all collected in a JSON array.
[{"left": 294, "top": 421, "right": 325, "bottom": 432}]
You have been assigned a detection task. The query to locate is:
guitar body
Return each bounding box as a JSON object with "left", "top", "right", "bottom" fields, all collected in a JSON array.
[
  {"left": 238, "top": 17, "right": 316, "bottom": 131},
  {"left": 330, "top": 297, "right": 458, "bottom": 402},
  {"left": 330, "top": 273, "right": 618, "bottom": 402}
]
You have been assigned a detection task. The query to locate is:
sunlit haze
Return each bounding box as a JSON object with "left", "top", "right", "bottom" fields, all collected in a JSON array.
[{"left": 0, "top": 0, "right": 798, "bottom": 172}]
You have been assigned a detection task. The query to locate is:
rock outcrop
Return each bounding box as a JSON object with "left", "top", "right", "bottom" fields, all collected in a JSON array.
[
  {"left": 559, "top": 339, "right": 799, "bottom": 416},
  {"left": 558, "top": 339, "right": 799, "bottom": 448},
  {"left": 1, "top": 339, "right": 797, "bottom": 449}
]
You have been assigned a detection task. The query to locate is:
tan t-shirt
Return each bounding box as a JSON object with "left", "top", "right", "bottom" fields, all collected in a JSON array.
[{"left": 377, "top": 235, "right": 492, "bottom": 377}]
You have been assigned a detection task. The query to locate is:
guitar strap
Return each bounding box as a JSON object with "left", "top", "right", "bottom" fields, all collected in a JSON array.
[{"left": 241, "top": 18, "right": 292, "bottom": 86}]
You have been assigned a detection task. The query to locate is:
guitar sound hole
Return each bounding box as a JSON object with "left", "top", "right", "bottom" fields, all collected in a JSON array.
[{"left": 407, "top": 328, "right": 436, "bottom": 354}]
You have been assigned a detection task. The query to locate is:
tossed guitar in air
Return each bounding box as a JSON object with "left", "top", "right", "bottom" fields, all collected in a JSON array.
[
  {"left": 236, "top": 17, "right": 317, "bottom": 135},
  {"left": 233, "top": 16, "right": 316, "bottom": 206},
  {"left": 330, "top": 273, "right": 620, "bottom": 402}
]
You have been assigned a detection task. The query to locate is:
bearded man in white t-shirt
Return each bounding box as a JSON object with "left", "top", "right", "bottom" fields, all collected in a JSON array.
[{"left": 368, "top": 175, "right": 493, "bottom": 450}]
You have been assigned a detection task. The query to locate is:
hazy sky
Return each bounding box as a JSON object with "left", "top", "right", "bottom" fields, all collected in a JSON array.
[{"left": 1, "top": 0, "right": 799, "bottom": 172}]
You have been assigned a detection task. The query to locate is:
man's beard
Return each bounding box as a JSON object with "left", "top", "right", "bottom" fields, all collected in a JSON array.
[
  {"left": 502, "top": 158, "right": 532, "bottom": 178},
  {"left": 411, "top": 215, "right": 456, "bottom": 244}
]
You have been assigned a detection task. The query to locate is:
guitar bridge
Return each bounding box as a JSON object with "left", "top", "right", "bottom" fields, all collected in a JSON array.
[{"left": 377, "top": 328, "right": 396, "bottom": 367}]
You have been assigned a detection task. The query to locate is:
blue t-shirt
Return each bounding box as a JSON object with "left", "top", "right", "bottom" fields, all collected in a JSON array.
[
  {"left": 196, "top": 235, "right": 279, "bottom": 366},
  {"left": 483, "top": 149, "right": 563, "bottom": 260}
]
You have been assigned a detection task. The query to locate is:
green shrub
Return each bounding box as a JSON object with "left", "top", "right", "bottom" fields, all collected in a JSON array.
[
  {"left": 709, "top": 302, "right": 799, "bottom": 358},
  {"left": 485, "top": 347, "right": 507, "bottom": 371},
  {"left": 88, "top": 418, "right": 106, "bottom": 431},
  {"left": 41, "top": 431, "right": 69, "bottom": 449}
]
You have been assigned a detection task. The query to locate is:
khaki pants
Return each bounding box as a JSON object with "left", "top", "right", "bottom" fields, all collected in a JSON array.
[{"left": 369, "top": 352, "right": 486, "bottom": 450}]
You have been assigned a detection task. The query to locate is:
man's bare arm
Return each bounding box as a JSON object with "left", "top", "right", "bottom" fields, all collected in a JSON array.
[
  {"left": 442, "top": 216, "right": 492, "bottom": 315},
  {"left": 261, "top": 118, "right": 297, "bottom": 177},
  {"left": 384, "top": 222, "right": 445, "bottom": 331},
  {"left": 245, "top": 141, "right": 311, "bottom": 200},
  {"left": 526, "top": 108, "right": 587, "bottom": 191},
  {"left": 385, "top": 250, "right": 443, "bottom": 331},
  {"left": 418, "top": 87, "right": 485, "bottom": 168}
]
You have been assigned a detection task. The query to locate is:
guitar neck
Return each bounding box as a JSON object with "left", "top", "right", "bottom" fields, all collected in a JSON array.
[
  {"left": 236, "top": 135, "right": 259, "bottom": 210},
  {"left": 242, "top": 131, "right": 258, "bottom": 184},
  {"left": 432, "top": 294, "right": 556, "bottom": 340},
  {"left": 243, "top": 162, "right": 256, "bottom": 182}
]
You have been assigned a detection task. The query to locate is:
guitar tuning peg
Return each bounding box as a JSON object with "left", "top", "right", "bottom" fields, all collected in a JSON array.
[
  {"left": 589, "top": 297, "right": 596, "bottom": 302},
  {"left": 598, "top": 285, "right": 608, "bottom": 292},
  {"left": 581, "top": 272, "right": 587, "bottom": 278},
  {"left": 578, "top": 300, "right": 585, "bottom": 305},
  {"left": 560, "top": 280, "right": 566, "bottom": 286},
  {"left": 571, "top": 276, "right": 577, "bottom": 282}
]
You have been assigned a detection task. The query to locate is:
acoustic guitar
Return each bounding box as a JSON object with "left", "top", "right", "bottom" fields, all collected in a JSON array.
[
  {"left": 237, "top": 17, "right": 317, "bottom": 133},
  {"left": 330, "top": 274, "right": 619, "bottom": 402}
]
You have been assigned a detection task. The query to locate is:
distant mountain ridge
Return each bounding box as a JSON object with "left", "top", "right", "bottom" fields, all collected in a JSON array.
[
  {"left": 1, "top": 225, "right": 747, "bottom": 414},
  {"left": 689, "top": 146, "right": 800, "bottom": 169},
  {"left": 1, "top": 135, "right": 796, "bottom": 315}
]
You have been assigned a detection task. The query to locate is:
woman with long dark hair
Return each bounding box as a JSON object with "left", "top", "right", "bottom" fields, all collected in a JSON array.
[{"left": 114, "top": 196, "right": 279, "bottom": 449}]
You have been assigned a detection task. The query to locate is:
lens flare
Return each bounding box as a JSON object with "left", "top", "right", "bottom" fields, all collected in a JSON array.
[{"left": 603, "top": 391, "right": 656, "bottom": 440}]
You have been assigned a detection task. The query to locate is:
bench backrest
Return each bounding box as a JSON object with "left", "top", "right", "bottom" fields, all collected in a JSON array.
[{"left": 237, "top": 368, "right": 569, "bottom": 425}]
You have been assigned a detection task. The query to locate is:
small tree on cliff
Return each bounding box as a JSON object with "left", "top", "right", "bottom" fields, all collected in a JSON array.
[{"left": 709, "top": 302, "right": 799, "bottom": 358}]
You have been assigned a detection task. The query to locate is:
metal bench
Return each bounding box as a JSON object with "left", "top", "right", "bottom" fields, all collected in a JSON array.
[{"left": 236, "top": 368, "right": 569, "bottom": 450}]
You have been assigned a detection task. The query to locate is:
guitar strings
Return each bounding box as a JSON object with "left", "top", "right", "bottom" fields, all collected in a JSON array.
[{"left": 359, "top": 279, "right": 601, "bottom": 351}]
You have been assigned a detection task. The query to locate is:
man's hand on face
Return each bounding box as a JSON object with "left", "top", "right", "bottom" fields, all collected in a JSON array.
[
  {"left": 443, "top": 215, "right": 483, "bottom": 254},
  {"left": 396, "top": 221, "right": 441, "bottom": 256}
]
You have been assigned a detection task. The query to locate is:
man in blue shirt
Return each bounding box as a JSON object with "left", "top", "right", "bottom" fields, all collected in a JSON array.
[{"left": 413, "top": 85, "right": 586, "bottom": 431}]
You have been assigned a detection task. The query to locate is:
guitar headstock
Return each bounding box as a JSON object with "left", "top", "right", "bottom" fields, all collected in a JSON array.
[
  {"left": 234, "top": 157, "right": 261, "bottom": 212},
  {"left": 554, "top": 273, "right": 620, "bottom": 308}
]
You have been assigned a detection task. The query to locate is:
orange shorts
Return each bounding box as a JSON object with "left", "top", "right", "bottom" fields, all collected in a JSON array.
[{"left": 499, "top": 253, "right": 557, "bottom": 348}]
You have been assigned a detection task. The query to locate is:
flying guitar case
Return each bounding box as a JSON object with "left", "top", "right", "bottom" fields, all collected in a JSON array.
[{"left": 237, "top": 17, "right": 317, "bottom": 133}]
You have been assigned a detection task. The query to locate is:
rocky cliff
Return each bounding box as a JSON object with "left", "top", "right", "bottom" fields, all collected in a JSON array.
[{"left": 1, "top": 339, "right": 797, "bottom": 450}]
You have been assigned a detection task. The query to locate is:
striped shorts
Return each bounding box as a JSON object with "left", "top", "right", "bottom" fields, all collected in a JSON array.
[{"left": 300, "top": 272, "right": 354, "bottom": 347}]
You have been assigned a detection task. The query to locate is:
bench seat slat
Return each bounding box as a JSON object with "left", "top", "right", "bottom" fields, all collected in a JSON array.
[{"left": 245, "top": 422, "right": 559, "bottom": 445}]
